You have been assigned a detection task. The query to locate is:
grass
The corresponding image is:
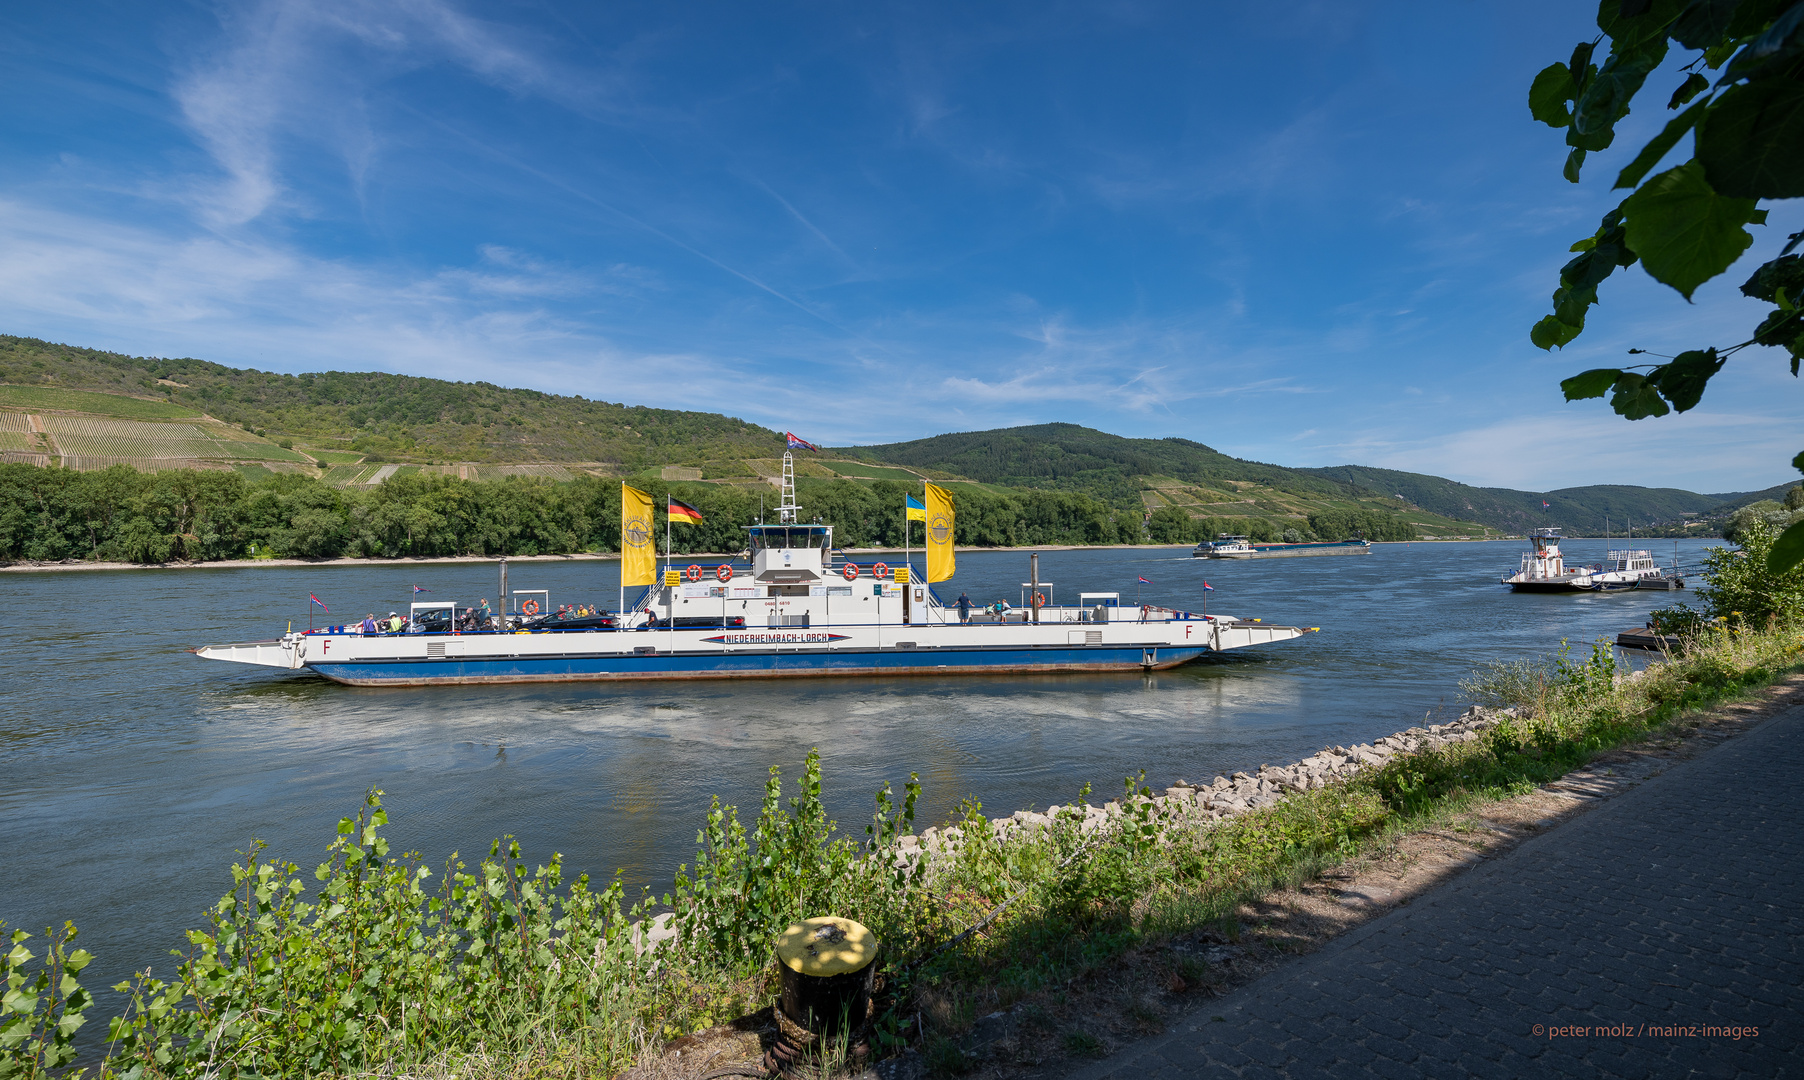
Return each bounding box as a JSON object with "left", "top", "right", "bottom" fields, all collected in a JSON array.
[
  {"left": 4, "top": 625, "right": 1799, "bottom": 1080},
  {"left": 0, "top": 386, "right": 201, "bottom": 419},
  {"left": 301, "top": 449, "right": 365, "bottom": 464}
]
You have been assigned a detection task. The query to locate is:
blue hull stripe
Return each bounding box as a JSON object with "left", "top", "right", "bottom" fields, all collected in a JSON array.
[{"left": 308, "top": 645, "right": 1213, "bottom": 686}]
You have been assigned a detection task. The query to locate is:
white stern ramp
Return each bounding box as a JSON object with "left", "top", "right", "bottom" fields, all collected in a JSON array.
[{"left": 194, "top": 636, "right": 303, "bottom": 669}]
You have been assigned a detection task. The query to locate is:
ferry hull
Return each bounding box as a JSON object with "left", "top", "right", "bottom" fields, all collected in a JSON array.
[
  {"left": 308, "top": 644, "right": 1214, "bottom": 686},
  {"left": 1504, "top": 578, "right": 1593, "bottom": 593}
]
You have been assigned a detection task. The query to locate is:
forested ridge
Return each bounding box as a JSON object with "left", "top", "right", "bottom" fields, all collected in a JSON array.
[
  {"left": 0, "top": 465, "right": 1161, "bottom": 563},
  {"left": 0, "top": 334, "right": 780, "bottom": 467},
  {"left": 1301, "top": 464, "right": 1791, "bottom": 537},
  {"left": 1, "top": 459, "right": 1432, "bottom": 564},
  {"left": 847, "top": 423, "right": 1337, "bottom": 504}
]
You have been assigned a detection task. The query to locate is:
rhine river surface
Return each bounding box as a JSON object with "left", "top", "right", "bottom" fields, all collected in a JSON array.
[{"left": 2, "top": 539, "right": 1713, "bottom": 1011}]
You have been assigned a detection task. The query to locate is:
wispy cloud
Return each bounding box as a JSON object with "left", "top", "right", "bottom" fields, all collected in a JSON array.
[
  {"left": 170, "top": 0, "right": 639, "bottom": 228},
  {"left": 1307, "top": 411, "right": 1795, "bottom": 494}
]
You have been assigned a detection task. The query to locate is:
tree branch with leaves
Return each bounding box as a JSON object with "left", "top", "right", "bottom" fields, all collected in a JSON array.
[{"left": 1530, "top": 0, "right": 1804, "bottom": 565}]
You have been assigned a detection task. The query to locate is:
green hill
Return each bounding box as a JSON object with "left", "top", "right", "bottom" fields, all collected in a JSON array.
[
  {"left": 8, "top": 331, "right": 1784, "bottom": 543},
  {"left": 1302, "top": 465, "right": 1793, "bottom": 536},
  {"left": 844, "top": 423, "right": 1495, "bottom": 538},
  {"left": 843, "top": 422, "right": 1332, "bottom": 503},
  {"left": 0, "top": 334, "right": 782, "bottom": 469}
]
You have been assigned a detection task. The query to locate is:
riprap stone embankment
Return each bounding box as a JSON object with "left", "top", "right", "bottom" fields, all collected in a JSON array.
[{"left": 902, "top": 706, "right": 1514, "bottom": 858}]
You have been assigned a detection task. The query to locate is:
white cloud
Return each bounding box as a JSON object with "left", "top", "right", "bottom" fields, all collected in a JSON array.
[
  {"left": 170, "top": 0, "right": 634, "bottom": 228},
  {"left": 1338, "top": 411, "right": 1793, "bottom": 494}
]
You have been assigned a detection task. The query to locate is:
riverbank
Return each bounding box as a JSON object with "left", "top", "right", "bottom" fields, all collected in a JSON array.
[
  {"left": 0, "top": 538, "right": 1510, "bottom": 573},
  {"left": 6, "top": 620, "right": 1795, "bottom": 1080}
]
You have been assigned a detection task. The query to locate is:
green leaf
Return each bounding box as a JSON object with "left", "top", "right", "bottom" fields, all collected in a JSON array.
[
  {"left": 1667, "top": 72, "right": 1709, "bottom": 109},
  {"left": 1703, "top": 38, "right": 1739, "bottom": 66},
  {"left": 1647, "top": 347, "right": 1724, "bottom": 410},
  {"left": 1671, "top": 0, "right": 1741, "bottom": 49},
  {"left": 1533, "top": 315, "right": 1585, "bottom": 350},
  {"left": 1731, "top": 254, "right": 1804, "bottom": 299},
  {"left": 1614, "top": 99, "right": 1707, "bottom": 189},
  {"left": 1597, "top": 0, "right": 1685, "bottom": 50},
  {"left": 1574, "top": 47, "right": 1665, "bottom": 136},
  {"left": 1753, "top": 307, "right": 1804, "bottom": 354},
  {"left": 1609, "top": 372, "right": 1672, "bottom": 418},
  {"left": 1621, "top": 161, "right": 1757, "bottom": 298},
  {"left": 1568, "top": 123, "right": 1618, "bottom": 152},
  {"left": 1569, "top": 40, "right": 1597, "bottom": 84},
  {"left": 1530, "top": 63, "right": 1577, "bottom": 126},
  {"left": 1741, "top": 254, "right": 1804, "bottom": 301},
  {"left": 1696, "top": 78, "right": 1804, "bottom": 199},
  {"left": 1562, "top": 368, "right": 1622, "bottom": 399},
  {"left": 1765, "top": 518, "right": 1804, "bottom": 573},
  {"left": 1725, "top": 2, "right": 1804, "bottom": 81},
  {"left": 1555, "top": 283, "right": 1599, "bottom": 325},
  {"left": 1727, "top": 0, "right": 1798, "bottom": 37},
  {"left": 1565, "top": 148, "right": 1588, "bottom": 182}
]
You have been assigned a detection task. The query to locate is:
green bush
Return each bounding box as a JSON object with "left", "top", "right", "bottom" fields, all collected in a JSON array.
[{"left": 1694, "top": 520, "right": 1804, "bottom": 627}]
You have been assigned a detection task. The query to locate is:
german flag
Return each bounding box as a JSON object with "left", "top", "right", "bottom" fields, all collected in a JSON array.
[{"left": 667, "top": 497, "right": 704, "bottom": 524}]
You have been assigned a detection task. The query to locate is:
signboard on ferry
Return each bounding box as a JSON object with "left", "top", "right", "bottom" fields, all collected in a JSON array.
[{"left": 701, "top": 632, "right": 853, "bottom": 645}]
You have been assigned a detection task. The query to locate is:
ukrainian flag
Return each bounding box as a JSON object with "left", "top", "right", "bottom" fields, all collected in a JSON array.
[{"left": 906, "top": 495, "right": 926, "bottom": 522}]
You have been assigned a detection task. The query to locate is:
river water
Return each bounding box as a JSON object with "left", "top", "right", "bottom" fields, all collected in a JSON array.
[{"left": 1, "top": 538, "right": 1712, "bottom": 1013}]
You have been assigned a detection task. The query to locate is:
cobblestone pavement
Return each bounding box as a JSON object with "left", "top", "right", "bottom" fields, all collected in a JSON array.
[{"left": 1065, "top": 704, "right": 1802, "bottom": 1079}]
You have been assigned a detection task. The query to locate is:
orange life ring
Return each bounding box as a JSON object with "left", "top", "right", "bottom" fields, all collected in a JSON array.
[
  {"left": 873, "top": 562, "right": 890, "bottom": 579},
  {"left": 716, "top": 564, "right": 733, "bottom": 582},
  {"left": 842, "top": 563, "right": 860, "bottom": 580},
  {"left": 1035, "top": 592, "right": 1045, "bottom": 606},
  {"left": 521, "top": 598, "right": 539, "bottom": 615},
  {"left": 686, "top": 564, "right": 702, "bottom": 582}
]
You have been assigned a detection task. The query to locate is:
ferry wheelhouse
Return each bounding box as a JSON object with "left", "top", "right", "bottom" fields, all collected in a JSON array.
[{"left": 198, "top": 454, "right": 1313, "bottom": 685}]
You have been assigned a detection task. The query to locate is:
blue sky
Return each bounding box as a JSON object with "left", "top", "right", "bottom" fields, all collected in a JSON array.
[{"left": 1, "top": 0, "right": 1797, "bottom": 493}]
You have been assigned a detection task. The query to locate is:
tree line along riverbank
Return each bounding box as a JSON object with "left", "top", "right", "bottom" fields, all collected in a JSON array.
[
  {"left": 0, "top": 462, "right": 1420, "bottom": 565},
  {"left": 4, "top": 527, "right": 1800, "bottom": 1080}
]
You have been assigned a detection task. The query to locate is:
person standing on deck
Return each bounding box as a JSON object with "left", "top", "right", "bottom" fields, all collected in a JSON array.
[{"left": 957, "top": 592, "right": 971, "bottom": 623}]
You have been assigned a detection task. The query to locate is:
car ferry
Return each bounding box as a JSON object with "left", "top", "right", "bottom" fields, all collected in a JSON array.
[
  {"left": 197, "top": 456, "right": 1314, "bottom": 686},
  {"left": 1501, "top": 528, "right": 1595, "bottom": 591}
]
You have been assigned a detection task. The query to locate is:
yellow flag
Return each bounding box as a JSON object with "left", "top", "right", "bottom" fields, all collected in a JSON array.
[
  {"left": 621, "top": 484, "right": 656, "bottom": 587},
  {"left": 925, "top": 482, "right": 955, "bottom": 582}
]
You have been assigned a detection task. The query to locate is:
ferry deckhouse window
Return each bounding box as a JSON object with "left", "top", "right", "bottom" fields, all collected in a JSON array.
[{"left": 749, "top": 526, "right": 831, "bottom": 552}]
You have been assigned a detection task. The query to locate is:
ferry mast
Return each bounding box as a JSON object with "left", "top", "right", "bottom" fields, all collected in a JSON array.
[{"left": 777, "top": 451, "right": 800, "bottom": 524}]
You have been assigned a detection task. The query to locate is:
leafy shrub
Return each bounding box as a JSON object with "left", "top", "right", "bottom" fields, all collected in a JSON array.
[{"left": 1694, "top": 521, "right": 1804, "bottom": 627}]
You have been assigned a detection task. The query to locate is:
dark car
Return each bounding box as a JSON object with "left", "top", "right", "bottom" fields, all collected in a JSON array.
[
  {"left": 411, "top": 607, "right": 490, "bottom": 634},
  {"left": 519, "top": 610, "right": 620, "bottom": 631}
]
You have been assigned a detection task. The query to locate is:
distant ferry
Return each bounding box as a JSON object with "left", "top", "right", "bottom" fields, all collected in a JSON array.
[
  {"left": 1500, "top": 529, "right": 1679, "bottom": 592},
  {"left": 198, "top": 454, "right": 1313, "bottom": 685},
  {"left": 1194, "top": 535, "right": 1371, "bottom": 559}
]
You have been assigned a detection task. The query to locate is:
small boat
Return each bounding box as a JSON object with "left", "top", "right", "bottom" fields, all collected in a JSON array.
[
  {"left": 1501, "top": 528, "right": 1596, "bottom": 592},
  {"left": 197, "top": 453, "right": 1315, "bottom": 686},
  {"left": 1194, "top": 535, "right": 1371, "bottom": 559}
]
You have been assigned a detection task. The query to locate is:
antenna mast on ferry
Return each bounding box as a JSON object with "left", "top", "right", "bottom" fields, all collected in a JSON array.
[{"left": 778, "top": 451, "right": 800, "bottom": 524}]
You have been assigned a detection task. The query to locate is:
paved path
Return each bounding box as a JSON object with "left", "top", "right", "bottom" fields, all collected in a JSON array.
[{"left": 1068, "top": 705, "right": 1803, "bottom": 1079}]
